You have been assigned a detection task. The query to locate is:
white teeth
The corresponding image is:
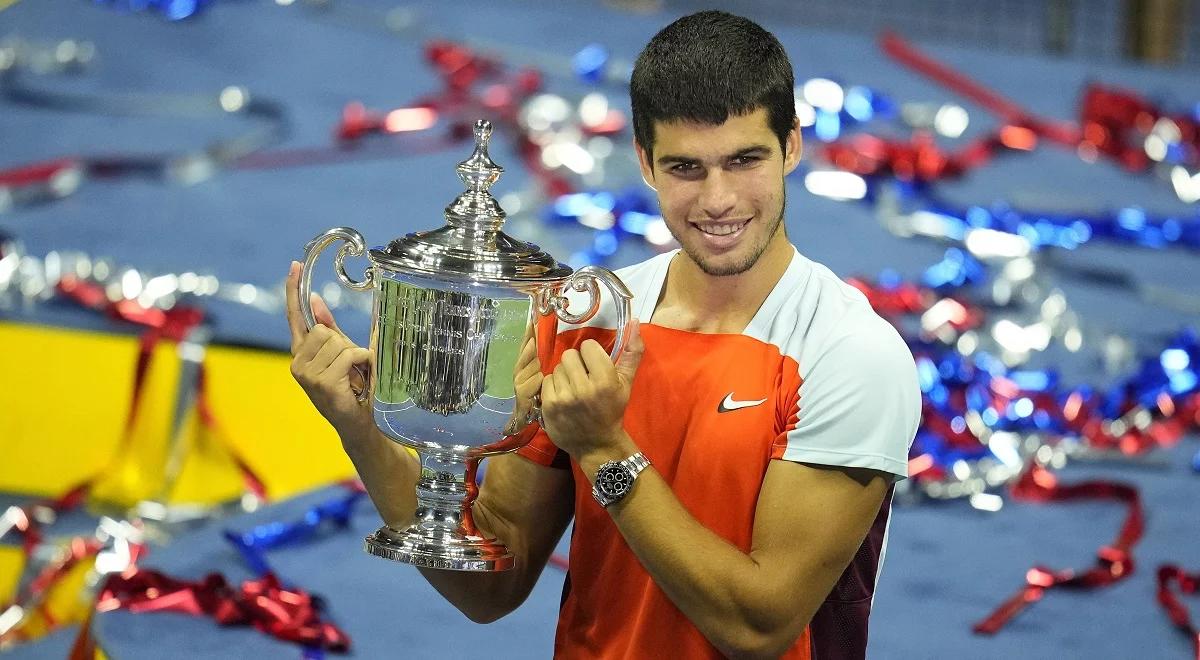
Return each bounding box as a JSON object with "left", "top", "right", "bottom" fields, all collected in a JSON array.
[{"left": 699, "top": 221, "right": 747, "bottom": 236}]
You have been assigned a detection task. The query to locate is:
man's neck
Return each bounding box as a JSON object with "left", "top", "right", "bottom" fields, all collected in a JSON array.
[{"left": 652, "top": 235, "right": 795, "bottom": 334}]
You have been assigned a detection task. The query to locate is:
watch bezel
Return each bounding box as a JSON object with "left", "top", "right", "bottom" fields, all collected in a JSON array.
[
  {"left": 596, "top": 460, "right": 634, "bottom": 499},
  {"left": 591, "top": 453, "right": 650, "bottom": 508}
]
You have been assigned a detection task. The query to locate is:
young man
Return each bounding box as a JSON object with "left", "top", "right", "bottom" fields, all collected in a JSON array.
[{"left": 286, "top": 10, "right": 920, "bottom": 660}]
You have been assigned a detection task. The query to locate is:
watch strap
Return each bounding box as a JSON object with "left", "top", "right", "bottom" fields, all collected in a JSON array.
[{"left": 622, "top": 452, "right": 651, "bottom": 476}]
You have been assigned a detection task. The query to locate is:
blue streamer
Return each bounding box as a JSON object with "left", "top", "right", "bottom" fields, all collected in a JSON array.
[
  {"left": 223, "top": 489, "right": 364, "bottom": 579},
  {"left": 572, "top": 44, "right": 610, "bottom": 86},
  {"left": 219, "top": 488, "right": 363, "bottom": 659},
  {"left": 545, "top": 186, "right": 670, "bottom": 266},
  {"left": 907, "top": 325, "right": 1199, "bottom": 471},
  {"left": 94, "top": 0, "right": 216, "bottom": 20}
]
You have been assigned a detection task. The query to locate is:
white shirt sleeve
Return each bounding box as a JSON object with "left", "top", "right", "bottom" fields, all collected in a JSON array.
[{"left": 774, "top": 315, "right": 922, "bottom": 481}]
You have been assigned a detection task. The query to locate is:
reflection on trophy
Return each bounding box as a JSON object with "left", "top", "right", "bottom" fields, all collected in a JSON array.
[{"left": 298, "top": 120, "right": 632, "bottom": 571}]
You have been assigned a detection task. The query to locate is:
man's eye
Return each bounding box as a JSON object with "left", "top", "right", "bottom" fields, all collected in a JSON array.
[
  {"left": 731, "top": 155, "right": 760, "bottom": 167},
  {"left": 670, "top": 163, "right": 697, "bottom": 174}
]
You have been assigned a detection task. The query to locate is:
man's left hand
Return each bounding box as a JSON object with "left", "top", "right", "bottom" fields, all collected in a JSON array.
[{"left": 541, "top": 319, "right": 644, "bottom": 461}]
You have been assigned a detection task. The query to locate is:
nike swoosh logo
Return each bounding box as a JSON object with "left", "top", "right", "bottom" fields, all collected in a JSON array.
[{"left": 717, "top": 393, "right": 767, "bottom": 413}]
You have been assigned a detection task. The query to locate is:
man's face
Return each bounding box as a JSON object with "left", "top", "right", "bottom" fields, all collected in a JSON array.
[{"left": 636, "top": 107, "right": 801, "bottom": 277}]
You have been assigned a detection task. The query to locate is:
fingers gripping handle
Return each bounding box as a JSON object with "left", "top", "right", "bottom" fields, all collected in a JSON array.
[
  {"left": 556, "top": 266, "right": 634, "bottom": 360},
  {"left": 299, "top": 227, "right": 376, "bottom": 400},
  {"left": 527, "top": 266, "right": 634, "bottom": 425}
]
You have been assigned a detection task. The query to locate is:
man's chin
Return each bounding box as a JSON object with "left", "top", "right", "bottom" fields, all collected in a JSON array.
[{"left": 692, "top": 251, "right": 756, "bottom": 277}]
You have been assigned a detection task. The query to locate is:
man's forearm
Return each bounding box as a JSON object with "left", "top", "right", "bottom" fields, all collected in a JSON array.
[
  {"left": 609, "top": 480, "right": 803, "bottom": 657},
  {"left": 578, "top": 443, "right": 815, "bottom": 658},
  {"left": 416, "top": 497, "right": 542, "bottom": 624},
  {"left": 340, "top": 425, "right": 420, "bottom": 529}
]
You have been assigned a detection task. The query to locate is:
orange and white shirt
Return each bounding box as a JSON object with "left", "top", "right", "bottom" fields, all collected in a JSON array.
[{"left": 517, "top": 248, "right": 922, "bottom": 660}]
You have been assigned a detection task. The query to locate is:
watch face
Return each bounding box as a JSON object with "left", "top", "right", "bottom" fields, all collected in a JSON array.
[{"left": 597, "top": 463, "right": 633, "bottom": 497}]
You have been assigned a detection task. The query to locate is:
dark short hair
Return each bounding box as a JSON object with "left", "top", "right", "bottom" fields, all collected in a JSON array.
[{"left": 630, "top": 10, "right": 797, "bottom": 162}]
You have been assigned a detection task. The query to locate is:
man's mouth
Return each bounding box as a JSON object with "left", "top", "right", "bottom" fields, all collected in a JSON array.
[{"left": 695, "top": 220, "right": 750, "bottom": 236}]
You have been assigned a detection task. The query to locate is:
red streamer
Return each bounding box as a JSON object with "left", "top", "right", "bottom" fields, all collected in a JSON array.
[
  {"left": 821, "top": 131, "right": 1016, "bottom": 183},
  {"left": 879, "top": 32, "right": 1200, "bottom": 177},
  {"left": 195, "top": 367, "right": 268, "bottom": 500},
  {"left": 879, "top": 32, "right": 1079, "bottom": 147},
  {"left": 973, "top": 462, "right": 1144, "bottom": 634},
  {"left": 55, "top": 273, "right": 267, "bottom": 497},
  {"left": 96, "top": 569, "right": 349, "bottom": 652},
  {"left": 0, "top": 537, "right": 105, "bottom": 645},
  {"left": 0, "top": 157, "right": 84, "bottom": 187},
  {"left": 1158, "top": 564, "right": 1200, "bottom": 660},
  {"left": 0, "top": 269, "right": 269, "bottom": 643},
  {"left": 1080, "top": 84, "right": 1200, "bottom": 172},
  {"left": 846, "top": 276, "right": 984, "bottom": 333}
]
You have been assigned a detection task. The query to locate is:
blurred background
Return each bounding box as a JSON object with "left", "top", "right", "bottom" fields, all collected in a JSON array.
[{"left": 0, "top": 0, "right": 1198, "bottom": 658}]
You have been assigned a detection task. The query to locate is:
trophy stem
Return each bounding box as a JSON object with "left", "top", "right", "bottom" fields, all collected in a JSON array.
[
  {"left": 364, "top": 451, "right": 514, "bottom": 571},
  {"left": 413, "top": 452, "right": 476, "bottom": 535}
]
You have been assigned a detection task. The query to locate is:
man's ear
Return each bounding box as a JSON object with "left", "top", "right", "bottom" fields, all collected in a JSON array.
[
  {"left": 783, "top": 117, "right": 802, "bottom": 176},
  {"left": 634, "top": 138, "right": 656, "bottom": 190}
]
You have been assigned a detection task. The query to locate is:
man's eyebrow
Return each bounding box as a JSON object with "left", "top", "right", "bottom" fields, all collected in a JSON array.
[
  {"left": 655, "top": 144, "right": 773, "bottom": 167},
  {"left": 655, "top": 153, "right": 698, "bottom": 167},
  {"left": 729, "top": 144, "right": 772, "bottom": 158}
]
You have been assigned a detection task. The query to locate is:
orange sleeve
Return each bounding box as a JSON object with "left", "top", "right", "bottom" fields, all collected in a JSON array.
[{"left": 515, "top": 426, "right": 567, "bottom": 467}]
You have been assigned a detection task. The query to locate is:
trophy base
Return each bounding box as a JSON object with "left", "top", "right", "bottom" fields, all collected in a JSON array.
[{"left": 364, "top": 524, "right": 515, "bottom": 572}]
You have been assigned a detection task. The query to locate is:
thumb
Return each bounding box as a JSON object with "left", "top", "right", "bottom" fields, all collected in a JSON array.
[
  {"left": 614, "top": 318, "right": 644, "bottom": 385},
  {"left": 310, "top": 292, "right": 345, "bottom": 336}
]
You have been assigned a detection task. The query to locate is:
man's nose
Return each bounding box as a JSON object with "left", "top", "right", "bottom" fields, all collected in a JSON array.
[{"left": 698, "top": 169, "right": 736, "bottom": 219}]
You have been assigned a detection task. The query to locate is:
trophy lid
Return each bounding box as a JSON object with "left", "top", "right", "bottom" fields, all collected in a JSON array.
[{"left": 370, "top": 119, "right": 572, "bottom": 285}]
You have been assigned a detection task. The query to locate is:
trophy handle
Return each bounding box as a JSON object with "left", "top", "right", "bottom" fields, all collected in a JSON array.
[
  {"left": 522, "top": 267, "right": 633, "bottom": 427},
  {"left": 549, "top": 265, "right": 635, "bottom": 361},
  {"left": 299, "top": 226, "right": 376, "bottom": 401}
]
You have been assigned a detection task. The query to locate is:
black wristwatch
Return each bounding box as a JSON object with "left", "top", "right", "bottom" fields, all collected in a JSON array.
[{"left": 591, "top": 452, "right": 651, "bottom": 508}]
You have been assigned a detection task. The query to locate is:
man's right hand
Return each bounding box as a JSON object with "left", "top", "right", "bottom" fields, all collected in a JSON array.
[{"left": 285, "top": 261, "right": 373, "bottom": 440}]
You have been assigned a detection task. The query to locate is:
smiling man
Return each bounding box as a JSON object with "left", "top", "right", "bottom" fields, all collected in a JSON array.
[{"left": 287, "top": 10, "right": 921, "bottom": 660}]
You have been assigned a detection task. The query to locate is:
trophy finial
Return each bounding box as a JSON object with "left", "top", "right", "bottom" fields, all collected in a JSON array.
[
  {"left": 474, "top": 119, "right": 492, "bottom": 144},
  {"left": 456, "top": 119, "right": 502, "bottom": 193},
  {"left": 447, "top": 118, "right": 506, "bottom": 231}
]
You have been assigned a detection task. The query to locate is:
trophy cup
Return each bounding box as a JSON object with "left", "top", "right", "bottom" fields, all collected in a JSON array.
[{"left": 298, "top": 120, "right": 632, "bottom": 571}]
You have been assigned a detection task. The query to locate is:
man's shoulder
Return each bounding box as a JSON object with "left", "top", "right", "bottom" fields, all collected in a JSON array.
[
  {"left": 762, "top": 252, "right": 908, "bottom": 370},
  {"left": 612, "top": 250, "right": 673, "bottom": 288}
]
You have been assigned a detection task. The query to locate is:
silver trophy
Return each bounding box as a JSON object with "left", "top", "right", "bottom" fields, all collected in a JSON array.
[{"left": 298, "top": 120, "right": 632, "bottom": 571}]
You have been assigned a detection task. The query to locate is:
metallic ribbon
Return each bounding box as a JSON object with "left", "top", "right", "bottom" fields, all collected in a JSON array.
[
  {"left": 820, "top": 130, "right": 1011, "bottom": 184},
  {"left": 0, "top": 537, "right": 104, "bottom": 645},
  {"left": 972, "top": 463, "right": 1144, "bottom": 634},
  {"left": 0, "top": 38, "right": 287, "bottom": 209},
  {"left": 1157, "top": 564, "right": 1200, "bottom": 660},
  {"left": 0, "top": 258, "right": 272, "bottom": 643},
  {"left": 1078, "top": 84, "right": 1199, "bottom": 172},
  {"left": 59, "top": 488, "right": 369, "bottom": 656},
  {"left": 0, "top": 37, "right": 477, "bottom": 210},
  {"left": 879, "top": 31, "right": 1079, "bottom": 147},
  {"left": 878, "top": 31, "right": 1199, "bottom": 202},
  {"left": 332, "top": 39, "right": 659, "bottom": 269},
  {"left": 0, "top": 483, "right": 89, "bottom": 560},
  {"left": 93, "top": 0, "right": 216, "bottom": 21},
  {"left": 847, "top": 274, "right": 1199, "bottom": 501},
  {"left": 223, "top": 489, "right": 364, "bottom": 578},
  {"left": 0, "top": 269, "right": 211, "bottom": 640},
  {"left": 83, "top": 487, "right": 371, "bottom": 654},
  {"left": 335, "top": 40, "right": 541, "bottom": 144},
  {"left": 55, "top": 272, "right": 267, "bottom": 500},
  {"left": 96, "top": 570, "right": 349, "bottom": 652}
]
